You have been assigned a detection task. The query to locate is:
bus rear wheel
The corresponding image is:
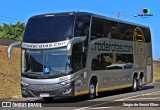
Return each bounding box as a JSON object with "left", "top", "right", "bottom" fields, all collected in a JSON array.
[
  {"left": 137, "top": 79, "right": 143, "bottom": 91},
  {"left": 43, "top": 97, "right": 54, "bottom": 102},
  {"left": 132, "top": 77, "right": 137, "bottom": 92}
]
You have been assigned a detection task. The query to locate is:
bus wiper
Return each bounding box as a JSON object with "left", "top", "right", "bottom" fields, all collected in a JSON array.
[
  {"left": 22, "top": 72, "right": 36, "bottom": 77},
  {"left": 57, "top": 71, "right": 66, "bottom": 76}
]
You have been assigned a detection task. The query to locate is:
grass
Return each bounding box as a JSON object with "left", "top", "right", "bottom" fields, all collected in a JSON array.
[
  {"left": 153, "top": 66, "right": 160, "bottom": 81},
  {"left": 0, "top": 45, "right": 159, "bottom": 96}
]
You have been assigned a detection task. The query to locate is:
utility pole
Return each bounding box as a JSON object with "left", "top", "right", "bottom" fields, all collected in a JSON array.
[
  {"left": 112, "top": 12, "right": 124, "bottom": 18},
  {"left": 112, "top": 12, "right": 124, "bottom": 63}
]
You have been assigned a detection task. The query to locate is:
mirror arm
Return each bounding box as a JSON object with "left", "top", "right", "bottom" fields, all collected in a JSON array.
[
  {"left": 7, "top": 41, "right": 21, "bottom": 59},
  {"left": 66, "top": 36, "right": 86, "bottom": 55}
]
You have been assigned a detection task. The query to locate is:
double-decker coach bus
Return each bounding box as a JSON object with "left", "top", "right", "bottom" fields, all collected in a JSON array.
[{"left": 7, "top": 12, "right": 153, "bottom": 101}]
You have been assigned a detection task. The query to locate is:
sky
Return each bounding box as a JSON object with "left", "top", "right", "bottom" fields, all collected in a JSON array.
[{"left": 0, "top": 0, "right": 159, "bottom": 59}]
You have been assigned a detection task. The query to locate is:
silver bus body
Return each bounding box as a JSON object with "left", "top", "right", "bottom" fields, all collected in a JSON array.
[{"left": 7, "top": 12, "right": 153, "bottom": 99}]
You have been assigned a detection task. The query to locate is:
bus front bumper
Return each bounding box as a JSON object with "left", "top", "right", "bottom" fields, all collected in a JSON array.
[{"left": 21, "top": 83, "right": 74, "bottom": 98}]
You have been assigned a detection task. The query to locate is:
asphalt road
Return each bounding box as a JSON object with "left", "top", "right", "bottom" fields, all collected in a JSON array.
[{"left": 1, "top": 82, "right": 160, "bottom": 110}]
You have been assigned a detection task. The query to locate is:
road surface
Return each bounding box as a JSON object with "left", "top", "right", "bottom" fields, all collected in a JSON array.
[{"left": 1, "top": 82, "right": 160, "bottom": 110}]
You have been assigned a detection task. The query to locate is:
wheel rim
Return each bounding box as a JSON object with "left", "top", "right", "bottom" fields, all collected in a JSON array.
[
  {"left": 90, "top": 84, "right": 95, "bottom": 94},
  {"left": 133, "top": 79, "right": 137, "bottom": 89},
  {"left": 139, "top": 79, "right": 142, "bottom": 87}
]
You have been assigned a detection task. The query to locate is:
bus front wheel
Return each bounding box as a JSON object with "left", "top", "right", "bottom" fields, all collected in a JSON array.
[{"left": 88, "top": 81, "right": 96, "bottom": 99}]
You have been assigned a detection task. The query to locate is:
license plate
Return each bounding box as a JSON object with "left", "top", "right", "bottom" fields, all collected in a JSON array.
[{"left": 40, "top": 93, "right": 49, "bottom": 97}]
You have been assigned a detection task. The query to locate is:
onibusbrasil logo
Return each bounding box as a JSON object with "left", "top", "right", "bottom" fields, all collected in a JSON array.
[{"left": 138, "top": 8, "right": 153, "bottom": 17}]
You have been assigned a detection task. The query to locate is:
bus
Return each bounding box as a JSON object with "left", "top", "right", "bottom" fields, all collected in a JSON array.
[{"left": 7, "top": 12, "right": 153, "bottom": 101}]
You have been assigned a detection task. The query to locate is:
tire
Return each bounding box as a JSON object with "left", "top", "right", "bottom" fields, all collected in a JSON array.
[
  {"left": 88, "top": 81, "right": 96, "bottom": 99},
  {"left": 43, "top": 97, "right": 54, "bottom": 102},
  {"left": 132, "top": 77, "right": 137, "bottom": 92},
  {"left": 137, "top": 79, "right": 143, "bottom": 91}
]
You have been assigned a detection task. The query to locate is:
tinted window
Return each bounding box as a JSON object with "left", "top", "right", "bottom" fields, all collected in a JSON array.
[
  {"left": 72, "top": 43, "right": 86, "bottom": 72},
  {"left": 91, "top": 17, "right": 105, "bottom": 39},
  {"left": 91, "top": 53, "right": 133, "bottom": 70},
  {"left": 104, "top": 20, "right": 118, "bottom": 39},
  {"left": 141, "top": 27, "right": 151, "bottom": 43},
  {"left": 91, "top": 17, "right": 118, "bottom": 40},
  {"left": 74, "top": 15, "right": 90, "bottom": 37},
  {"left": 116, "top": 54, "right": 133, "bottom": 69},
  {"left": 23, "top": 15, "right": 75, "bottom": 43},
  {"left": 117, "top": 23, "right": 135, "bottom": 41},
  {"left": 90, "top": 17, "right": 151, "bottom": 42},
  {"left": 91, "top": 53, "right": 113, "bottom": 70}
]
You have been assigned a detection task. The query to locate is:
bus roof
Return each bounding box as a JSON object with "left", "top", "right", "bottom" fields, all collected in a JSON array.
[{"left": 30, "top": 12, "right": 149, "bottom": 28}]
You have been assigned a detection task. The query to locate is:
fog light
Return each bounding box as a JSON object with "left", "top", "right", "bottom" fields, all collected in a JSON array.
[
  {"left": 63, "top": 88, "right": 72, "bottom": 95},
  {"left": 22, "top": 90, "right": 28, "bottom": 95},
  {"left": 21, "top": 81, "right": 29, "bottom": 86}
]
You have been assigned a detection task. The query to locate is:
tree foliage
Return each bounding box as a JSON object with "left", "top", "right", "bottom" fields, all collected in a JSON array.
[{"left": 0, "top": 22, "right": 25, "bottom": 40}]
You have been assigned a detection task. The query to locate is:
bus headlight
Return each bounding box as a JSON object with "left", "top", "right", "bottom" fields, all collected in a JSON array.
[
  {"left": 21, "top": 81, "right": 29, "bottom": 86},
  {"left": 60, "top": 80, "right": 71, "bottom": 86}
]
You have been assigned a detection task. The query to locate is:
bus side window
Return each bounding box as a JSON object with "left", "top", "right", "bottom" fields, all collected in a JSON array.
[
  {"left": 74, "top": 15, "right": 90, "bottom": 37},
  {"left": 117, "top": 23, "right": 135, "bottom": 41},
  {"left": 91, "top": 17, "right": 118, "bottom": 40},
  {"left": 91, "top": 55, "right": 100, "bottom": 70},
  {"left": 91, "top": 53, "right": 113, "bottom": 70},
  {"left": 105, "top": 20, "right": 118, "bottom": 39},
  {"left": 72, "top": 43, "right": 86, "bottom": 72},
  {"left": 91, "top": 17, "right": 105, "bottom": 39}
]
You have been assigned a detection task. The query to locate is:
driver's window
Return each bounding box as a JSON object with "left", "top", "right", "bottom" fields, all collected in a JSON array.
[{"left": 72, "top": 43, "right": 86, "bottom": 72}]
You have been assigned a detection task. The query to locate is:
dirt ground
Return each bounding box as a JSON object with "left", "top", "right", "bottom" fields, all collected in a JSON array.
[
  {"left": 0, "top": 45, "right": 159, "bottom": 96},
  {"left": 0, "top": 46, "right": 21, "bottom": 96}
]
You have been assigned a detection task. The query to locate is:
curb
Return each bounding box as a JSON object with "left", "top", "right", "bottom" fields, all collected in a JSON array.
[
  {"left": 11, "top": 95, "right": 22, "bottom": 99},
  {"left": 0, "top": 97, "right": 12, "bottom": 101},
  {"left": 0, "top": 95, "right": 22, "bottom": 101},
  {"left": 155, "top": 79, "right": 160, "bottom": 82}
]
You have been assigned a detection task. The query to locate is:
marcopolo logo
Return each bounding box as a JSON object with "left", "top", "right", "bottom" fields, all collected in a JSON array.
[{"left": 138, "top": 8, "right": 153, "bottom": 17}]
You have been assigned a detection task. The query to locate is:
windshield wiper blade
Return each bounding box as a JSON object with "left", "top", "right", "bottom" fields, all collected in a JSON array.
[{"left": 57, "top": 71, "right": 66, "bottom": 76}]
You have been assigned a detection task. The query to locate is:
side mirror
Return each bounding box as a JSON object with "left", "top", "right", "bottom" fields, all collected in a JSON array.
[
  {"left": 7, "top": 41, "right": 21, "bottom": 59},
  {"left": 66, "top": 36, "right": 86, "bottom": 55}
]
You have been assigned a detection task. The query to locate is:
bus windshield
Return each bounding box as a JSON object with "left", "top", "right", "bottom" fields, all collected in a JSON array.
[
  {"left": 22, "top": 49, "right": 72, "bottom": 79},
  {"left": 23, "top": 15, "right": 75, "bottom": 43},
  {"left": 44, "top": 50, "right": 71, "bottom": 74}
]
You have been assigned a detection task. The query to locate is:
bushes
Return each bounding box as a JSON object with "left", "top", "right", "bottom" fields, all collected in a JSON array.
[{"left": 0, "top": 22, "right": 25, "bottom": 41}]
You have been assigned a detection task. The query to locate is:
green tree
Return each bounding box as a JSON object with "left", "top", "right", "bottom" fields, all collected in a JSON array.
[{"left": 0, "top": 22, "right": 25, "bottom": 40}]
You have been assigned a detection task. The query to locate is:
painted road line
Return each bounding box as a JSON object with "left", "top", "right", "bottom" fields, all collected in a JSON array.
[
  {"left": 115, "top": 90, "right": 160, "bottom": 101},
  {"left": 75, "top": 91, "right": 160, "bottom": 110},
  {"left": 86, "top": 107, "right": 113, "bottom": 109},
  {"left": 123, "top": 97, "right": 160, "bottom": 101},
  {"left": 75, "top": 102, "right": 112, "bottom": 110},
  {"left": 142, "top": 91, "right": 160, "bottom": 95},
  {"left": 115, "top": 94, "right": 142, "bottom": 101}
]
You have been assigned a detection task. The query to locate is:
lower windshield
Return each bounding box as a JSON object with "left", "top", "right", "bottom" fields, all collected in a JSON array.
[
  {"left": 22, "top": 49, "right": 72, "bottom": 79},
  {"left": 44, "top": 50, "right": 71, "bottom": 74}
]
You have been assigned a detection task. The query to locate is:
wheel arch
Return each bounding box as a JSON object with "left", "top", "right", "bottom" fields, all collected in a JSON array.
[
  {"left": 139, "top": 72, "right": 144, "bottom": 79},
  {"left": 132, "top": 72, "right": 138, "bottom": 79},
  {"left": 88, "top": 74, "right": 98, "bottom": 87}
]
